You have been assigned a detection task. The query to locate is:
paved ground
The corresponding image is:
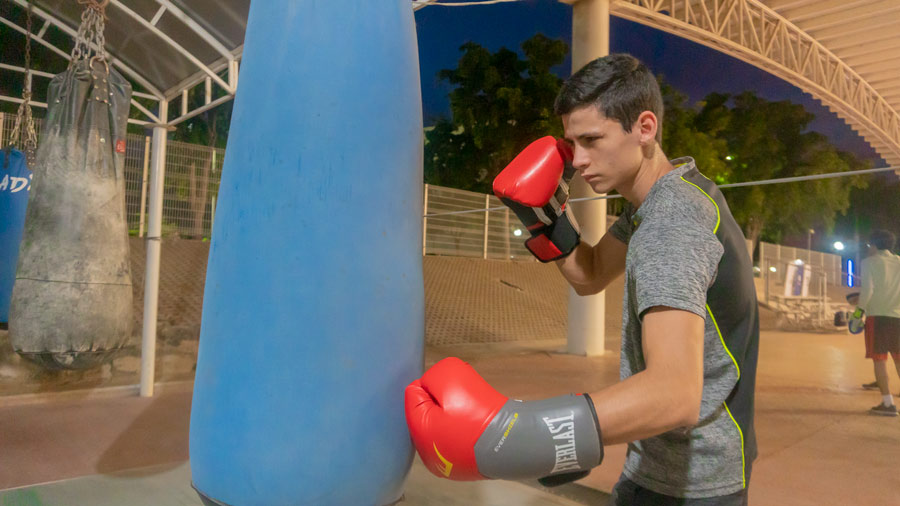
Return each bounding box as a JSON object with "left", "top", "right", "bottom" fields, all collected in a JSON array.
[
  {"left": 1, "top": 257, "right": 898, "bottom": 505},
  {"left": 2, "top": 328, "right": 898, "bottom": 505}
]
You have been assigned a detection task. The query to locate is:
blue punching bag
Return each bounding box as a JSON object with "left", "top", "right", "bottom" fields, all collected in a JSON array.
[
  {"left": 0, "top": 148, "right": 32, "bottom": 325},
  {"left": 189, "top": 1, "right": 424, "bottom": 505}
]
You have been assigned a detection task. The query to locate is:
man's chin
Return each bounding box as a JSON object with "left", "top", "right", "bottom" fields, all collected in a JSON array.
[{"left": 588, "top": 181, "right": 614, "bottom": 195}]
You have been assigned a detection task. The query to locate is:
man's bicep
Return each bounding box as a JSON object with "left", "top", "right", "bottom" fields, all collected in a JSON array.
[
  {"left": 641, "top": 308, "right": 704, "bottom": 397},
  {"left": 632, "top": 223, "right": 722, "bottom": 318}
]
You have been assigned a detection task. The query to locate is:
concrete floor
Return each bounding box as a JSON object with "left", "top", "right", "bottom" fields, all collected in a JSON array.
[
  {"left": 1, "top": 327, "right": 899, "bottom": 505},
  {"left": 0, "top": 460, "right": 610, "bottom": 506}
]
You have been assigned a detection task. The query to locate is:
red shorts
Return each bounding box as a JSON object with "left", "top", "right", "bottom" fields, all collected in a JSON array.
[{"left": 865, "top": 316, "right": 900, "bottom": 361}]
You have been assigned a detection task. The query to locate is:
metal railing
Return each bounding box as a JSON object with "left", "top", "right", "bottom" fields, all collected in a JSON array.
[
  {"left": 422, "top": 184, "right": 621, "bottom": 261},
  {"left": 759, "top": 241, "right": 845, "bottom": 288},
  {"left": 6, "top": 111, "right": 852, "bottom": 269},
  {"left": 423, "top": 184, "right": 533, "bottom": 260},
  {"left": 761, "top": 257, "right": 835, "bottom": 330}
]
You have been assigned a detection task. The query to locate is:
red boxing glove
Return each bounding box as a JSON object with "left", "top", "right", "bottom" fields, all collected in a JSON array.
[
  {"left": 404, "top": 357, "right": 603, "bottom": 485},
  {"left": 493, "top": 136, "right": 580, "bottom": 262}
]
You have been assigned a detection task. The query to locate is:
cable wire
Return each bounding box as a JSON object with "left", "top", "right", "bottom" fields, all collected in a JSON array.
[{"left": 422, "top": 165, "right": 899, "bottom": 218}]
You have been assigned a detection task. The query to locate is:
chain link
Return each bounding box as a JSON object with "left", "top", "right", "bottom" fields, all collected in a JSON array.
[
  {"left": 71, "top": 1, "right": 108, "bottom": 63},
  {"left": 23, "top": 0, "right": 31, "bottom": 75},
  {"left": 9, "top": 1, "right": 38, "bottom": 166}
]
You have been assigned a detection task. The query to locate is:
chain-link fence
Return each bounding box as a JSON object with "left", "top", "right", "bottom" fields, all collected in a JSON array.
[
  {"left": 424, "top": 184, "right": 533, "bottom": 260},
  {"left": 1, "top": 113, "right": 224, "bottom": 239},
  {"left": 758, "top": 241, "right": 844, "bottom": 288},
  {"left": 423, "top": 184, "right": 621, "bottom": 261}
]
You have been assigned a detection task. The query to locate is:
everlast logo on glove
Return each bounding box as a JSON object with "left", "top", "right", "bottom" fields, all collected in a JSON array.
[
  {"left": 405, "top": 357, "right": 603, "bottom": 484},
  {"left": 543, "top": 412, "right": 581, "bottom": 474}
]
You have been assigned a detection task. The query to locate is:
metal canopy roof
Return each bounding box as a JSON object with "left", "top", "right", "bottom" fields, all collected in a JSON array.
[
  {"left": 764, "top": 0, "right": 900, "bottom": 167},
  {"left": 612, "top": 0, "right": 900, "bottom": 171},
  {"left": 1, "top": 0, "right": 248, "bottom": 125}
]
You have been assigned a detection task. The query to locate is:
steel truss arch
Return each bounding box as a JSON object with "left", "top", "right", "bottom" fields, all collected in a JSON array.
[{"left": 612, "top": 0, "right": 900, "bottom": 172}]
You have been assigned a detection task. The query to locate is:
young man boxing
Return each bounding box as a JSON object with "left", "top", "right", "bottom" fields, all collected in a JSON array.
[{"left": 406, "top": 54, "right": 759, "bottom": 505}]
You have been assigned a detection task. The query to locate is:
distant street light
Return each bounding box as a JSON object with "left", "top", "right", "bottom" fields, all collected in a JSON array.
[
  {"left": 807, "top": 228, "right": 815, "bottom": 264},
  {"left": 725, "top": 155, "right": 733, "bottom": 161},
  {"left": 833, "top": 241, "right": 845, "bottom": 251},
  {"left": 513, "top": 229, "right": 522, "bottom": 237}
]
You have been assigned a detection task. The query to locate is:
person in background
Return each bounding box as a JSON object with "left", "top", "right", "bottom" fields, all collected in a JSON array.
[{"left": 857, "top": 230, "right": 900, "bottom": 416}]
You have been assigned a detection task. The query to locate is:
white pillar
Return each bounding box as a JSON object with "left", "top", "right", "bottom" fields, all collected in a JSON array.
[
  {"left": 562, "top": 0, "right": 609, "bottom": 356},
  {"left": 138, "top": 135, "right": 151, "bottom": 238},
  {"left": 140, "top": 101, "right": 169, "bottom": 397}
]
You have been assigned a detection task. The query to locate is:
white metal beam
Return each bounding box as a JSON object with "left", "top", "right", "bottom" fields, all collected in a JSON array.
[
  {"left": 807, "top": 15, "right": 900, "bottom": 44},
  {"left": 613, "top": 0, "right": 900, "bottom": 171},
  {"left": 9, "top": 0, "right": 165, "bottom": 99},
  {"left": 36, "top": 19, "right": 49, "bottom": 37},
  {"left": 866, "top": 74, "right": 900, "bottom": 87},
  {"left": 852, "top": 59, "right": 900, "bottom": 76},
  {"left": 824, "top": 28, "right": 900, "bottom": 52},
  {"left": 0, "top": 95, "right": 47, "bottom": 108},
  {"left": 168, "top": 94, "right": 234, "bottom": 126},
  {"left": 0, "top": 14, "right": 72, "bottom": 61},
  {"left": 763, "top": 0, "right": 815, "bottom": 10},
  {"left": 153, "top": 0, "right": 235, "bottom": 62},
  {"left": 835, "top": 38, "right": 900, "bottom": 61},
  {"left": 150, "top": 5, "right": 167, "bottom": 26},
  {"left": 165, "top": 45, "right": 243, "bottom": 100},
  {"left": 129, "top": 98, "right": 161, "bottom": 124},
  {"left": 776, "top": 0, "right": 871, "bottom": 22},
  {"left": 107, "top": 0, "right": 234, "bottom": 95},
  {"left": 0, "top": 95, "right": 150, "bottom": 125},
  {"left": 0, "top": 62, "right": 55, "bottom": 79},
  {"left": 878, "top": 82, "right": 900, "bottom": 95},
  {"left": 133, "top": 91, "right": 160, "bottom": 101},
  {"left": 842, "top": 46, "right": 900, "bottom": 68},
  {"left": 794, "top": 0, "right": 900, "bottom": 32}
]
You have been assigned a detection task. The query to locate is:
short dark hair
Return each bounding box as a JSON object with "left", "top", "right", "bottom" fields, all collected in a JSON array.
[
  {"left": 869, "top": 230, "right": 896, "bottom": 251},
  {"left": 554, "top": 54, "right": 664, "bottom": 143}
]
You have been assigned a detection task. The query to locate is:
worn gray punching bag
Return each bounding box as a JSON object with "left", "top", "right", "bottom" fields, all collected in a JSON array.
[{"left": 10, "top": 50, "right": 133, "bottom": 369}]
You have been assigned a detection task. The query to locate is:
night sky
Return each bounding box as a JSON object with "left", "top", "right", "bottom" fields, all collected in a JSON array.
[{"left": 414, "top": 0, "right": 887, "bottom": 168}]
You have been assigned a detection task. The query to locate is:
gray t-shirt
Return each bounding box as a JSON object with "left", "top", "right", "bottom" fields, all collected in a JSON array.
[{"left": 608, "top": 158, "right": 759, "bottom": 498}]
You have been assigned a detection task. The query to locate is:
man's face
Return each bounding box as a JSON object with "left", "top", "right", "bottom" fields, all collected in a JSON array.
[{"left": 561, "top": 105, "right": 645, "bottom": 195}]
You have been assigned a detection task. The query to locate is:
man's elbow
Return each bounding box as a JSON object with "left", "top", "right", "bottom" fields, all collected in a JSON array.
[
  {"left": 572, "top": 283, "right": 599, "bottom": 297},
  {"left": 673, "top": 385, "right": 703, "bottom": 427}
]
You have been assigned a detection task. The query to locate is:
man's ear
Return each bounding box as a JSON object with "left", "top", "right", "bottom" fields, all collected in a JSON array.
[{"left": 635, "top": 111, "right": 658, "bottom": 146}]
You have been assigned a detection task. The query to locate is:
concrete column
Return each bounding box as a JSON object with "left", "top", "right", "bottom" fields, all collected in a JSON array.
[
  {"left": 562, "top": 0, "right": 610, "bottom": 356},
  {"left": 140, "top": 101, "right": 169, "bottom": 397}
]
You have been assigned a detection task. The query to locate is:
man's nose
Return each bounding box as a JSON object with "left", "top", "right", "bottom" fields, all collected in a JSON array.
[{"left": 572, "top": 146, "right": 590, "bottom": 171}]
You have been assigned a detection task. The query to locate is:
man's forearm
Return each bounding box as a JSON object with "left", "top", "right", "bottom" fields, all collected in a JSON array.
[
  {"left": 555, "top": 233, "right": 627, "bottom": 296},
  {"left": 556, "top": 242, "right": 599, "bottom": 295},
  {"left": 588, "top": 368, "right": 702, "bottom": 446}
]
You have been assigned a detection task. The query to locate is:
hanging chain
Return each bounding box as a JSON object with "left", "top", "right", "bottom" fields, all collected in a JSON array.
[
  {"left": 70, "top": 0, "right": 109, "bottom": 63},
  {"left": 9, "top": 0, "right": 38, "bottom": 166}
]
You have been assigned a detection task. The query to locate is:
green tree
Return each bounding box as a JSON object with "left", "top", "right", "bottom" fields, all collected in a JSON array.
[
  {"left": 425, "top": 35, "right": 567, "bottom": 193},
  {"left": 696, "top": 92, "right": 868, "bottom": 248},
  {"left": 659, "top": 78, "right": 729, "bottom": 184},
  {"left": 837, "top": 178, "right": 900, "bottom": 246}
]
